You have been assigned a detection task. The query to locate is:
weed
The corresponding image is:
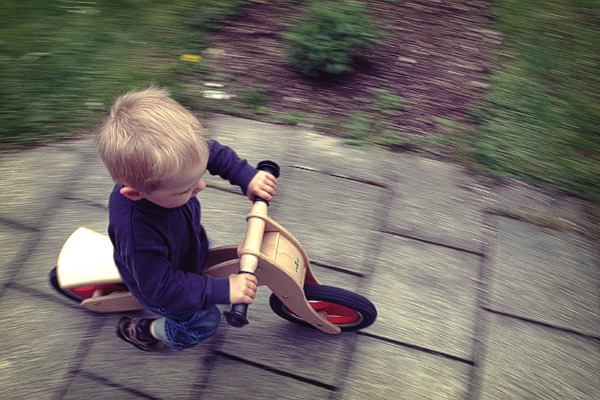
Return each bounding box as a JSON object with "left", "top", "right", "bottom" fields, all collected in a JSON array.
[
  {"left": 275, "top": 111, "right": 304, "bottom": 125},
  {"left": 242, "top": 86, "right": 270, "bottom": 109},
  {"left": 283, "top": 0, "right": 381, "bottom": 76},
  {"left": 210, "top": 73, "right": 233, "bottom": 82},
  {"left": 343, "top": 111, "right": 408, "bottom": 147},
  {"left": 370, "top": 89, "right": 407, "bottom": 112},
  {"left": 189, "top": 0, "right": 250, "bottom": 32}
]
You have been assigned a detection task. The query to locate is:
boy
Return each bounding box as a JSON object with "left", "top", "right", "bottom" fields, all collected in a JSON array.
[{"left": 96, "top": 87, "right": 277, "bottom": 351}]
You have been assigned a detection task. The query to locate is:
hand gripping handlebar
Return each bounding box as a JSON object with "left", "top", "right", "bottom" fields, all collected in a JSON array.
[{"left": 223, "top": 160, "right": 280, "bottom": 328}]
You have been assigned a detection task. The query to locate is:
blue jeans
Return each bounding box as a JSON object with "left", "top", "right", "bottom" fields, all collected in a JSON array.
[{"left": 144, "top": 304, "right": 222, "bottom": 350}]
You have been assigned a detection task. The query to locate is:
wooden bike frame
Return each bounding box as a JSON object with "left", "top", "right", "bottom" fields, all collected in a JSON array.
[{"left": 203, "top": 201, "right": 341, "bottom": 334}]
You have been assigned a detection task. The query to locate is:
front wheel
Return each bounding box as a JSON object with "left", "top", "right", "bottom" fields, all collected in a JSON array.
[{"left": 269, "top": 284, "right": 377, "bottom": 331}]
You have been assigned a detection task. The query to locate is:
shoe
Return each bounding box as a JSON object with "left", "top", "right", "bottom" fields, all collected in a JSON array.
[{"left": 116, "top": 317, "right": 163, "bottom": 352}]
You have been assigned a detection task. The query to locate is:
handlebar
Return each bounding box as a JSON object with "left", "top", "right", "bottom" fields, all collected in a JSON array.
[
  {"left": 256, "top": 160, "right": 280, "bottom": 179},
  {"left": 253, "top": 160, "right": 280, "bottom": 205},
  {"left": 223, "top": 160, "right": 280, "bottom": 328}
]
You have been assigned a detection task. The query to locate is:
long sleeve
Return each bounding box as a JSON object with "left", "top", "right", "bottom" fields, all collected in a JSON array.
[
  {"left": 107, "top": 140, "right": 259, "bottom": 313},
  {"left": 207, "top": 140, "right": 257, "bottom": 194}
]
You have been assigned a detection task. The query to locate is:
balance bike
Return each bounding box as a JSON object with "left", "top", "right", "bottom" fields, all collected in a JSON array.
[{"left": 49, "top": 161, "right": 377, "bottom": 333}]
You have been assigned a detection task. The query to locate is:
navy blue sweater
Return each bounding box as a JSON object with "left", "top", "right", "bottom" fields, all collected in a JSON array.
[{"left": 107, "top": 140, "right": 257, "bottom": 313}]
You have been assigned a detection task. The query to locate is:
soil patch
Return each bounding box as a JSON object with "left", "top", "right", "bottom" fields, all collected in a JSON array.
[{"left": 195, "top": 0, "right": 499, "bottom": 143}]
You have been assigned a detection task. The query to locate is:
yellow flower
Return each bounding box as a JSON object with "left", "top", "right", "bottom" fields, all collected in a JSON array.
[{"left": 179, "top": 54, "right": 202, "bottom": 62}]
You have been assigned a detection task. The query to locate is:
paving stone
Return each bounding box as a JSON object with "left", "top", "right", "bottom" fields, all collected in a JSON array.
[
  {"left": 0, "top": 288, "right": 97, "bottom": 400},
  {"left": 216, "top": 266, "right": 363, "bottom": 387},
  {"left": 272, "top": 168, "right": 387, "bottom": 275},
  {"left": 487, "top": 216, "right": 600, "bottom": 336},
  {"left": 306, "top": 263, "right": 369, "bottom": 292},
  {"left": 492, "top": 179, "right": 593, "bottom": 232},
  {"left": 202, "top": 354, "right": 333, "bottom": 399},
  {"left": 205, "top": 114, "right": 302, "bottom": 166},
  {"left": 339, "top": 335, "right": 471, "bottom": 399},
  {"left": 386, "top": 154, "right": 489, "bottom": 253},
  {"left": 289, "top": 128, "right": 394, "bottom": 185},
  {"left": 2, "top": 114, "right": 598, "bottom": 400},
  {"left": 200, "top": 187, "right": 253, "bottom": 248},
  {"left": 0, "top": 222, "right": 35, "bottom": 287},
  {"left": 63, "top": 139, "right": 115, "bottom": 207},
  {"left": 363, "top": 232, "right": 481, "bottom": 360},
  {"left": 61, "top": 374, "right": 149, "bottom": 399},
  {"left": 80, "top": 312, "right": 220, "bottom": 400},
  {"left": 479, "top": 313, "right": 600, "bottom": 400},
  {"left": 0, "top": 145, "right": 80, "bottom": 227},
  {"left": 16, "top": 200, "right": 109, "bottom": 297}
]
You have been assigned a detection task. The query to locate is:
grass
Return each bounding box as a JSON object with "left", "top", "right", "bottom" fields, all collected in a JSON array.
[
  {"left": 0, "top": 0, "right": 247, "bottom": 146},
  {"left": 242, "top": 85, "right": 270, "bottom": 109},
  {"left": 1, "top": 0, "right": 598, "bottom": 207},
  {"left": 469, "top": 0, "right": 600, "bottom": 203},
  {"left": 343, "top": 89, "right": 408, "bottom": 147}
]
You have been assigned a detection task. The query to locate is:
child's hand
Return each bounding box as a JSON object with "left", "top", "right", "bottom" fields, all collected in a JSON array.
[
  {"left": 247, "top": 170, "right": 277, "bottom": 202},
  {"left": 229, "top": 273, "right": 258, "bottom": 304}
]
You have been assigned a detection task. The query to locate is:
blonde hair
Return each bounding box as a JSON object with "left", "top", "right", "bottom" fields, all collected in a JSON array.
[{"left": 96, "top": 87, "right": 209, "bottom": 192}]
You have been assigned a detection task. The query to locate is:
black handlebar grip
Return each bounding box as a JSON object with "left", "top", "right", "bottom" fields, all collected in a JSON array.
[
  {"left": 224, "top": 271, "right": 256, "bottom": 328},
  {"left": 224, "top": 303, "right": 249, "bottom": 328},
  {"left": 254, "top": 160, "right": 280, "bottom": 205},
  {"left": 256, "top": 160, "right": 280, "bottom": 178}
]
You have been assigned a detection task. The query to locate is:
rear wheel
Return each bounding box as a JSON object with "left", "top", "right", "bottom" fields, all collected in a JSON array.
[
  {"left": 49, "top": 266, "right": 128, "bottom": 302},
  {"left": 269, "top": 284, "right": 377, "bottom": 331},
  {"left": 49, "top": 266, "right": 81, "bottom": 302}
]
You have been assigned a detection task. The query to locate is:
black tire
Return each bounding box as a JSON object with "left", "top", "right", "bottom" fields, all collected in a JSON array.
[
  {"left": 49, "top": 266, "right": 83, "bottom": 302},
  {"left": 269, "top": 284, "right": 377, "bottom": 331}
]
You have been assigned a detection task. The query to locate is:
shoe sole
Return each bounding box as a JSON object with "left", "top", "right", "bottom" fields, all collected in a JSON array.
[{"left": 116, "top": 317, "right": 163, "bottom": 352}]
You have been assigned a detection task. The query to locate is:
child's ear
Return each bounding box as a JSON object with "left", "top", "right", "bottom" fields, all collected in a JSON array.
[{"left": 120, "top": 186, "right": 144, "bottom": 201}]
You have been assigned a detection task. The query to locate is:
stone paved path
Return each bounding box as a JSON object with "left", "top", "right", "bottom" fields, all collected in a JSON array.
[{"left": 0, "top": 115, "right": 598, "bottom": 399}]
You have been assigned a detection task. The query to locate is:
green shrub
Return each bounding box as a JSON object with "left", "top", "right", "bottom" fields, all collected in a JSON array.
[
  {"left": 283, "top": 0, "right": 380, "bottom": 76},
  {"left": 189, "top": 0, "right": 249, "bottom": 32},
  {"left": 242, "top": 85, "right": 270, "bottom": 108},
  {"left": 370, "top": 89, "right": 406, "bottom": 111}
]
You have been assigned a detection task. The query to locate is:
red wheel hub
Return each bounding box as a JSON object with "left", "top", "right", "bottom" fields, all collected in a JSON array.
[
  {"left": 290, "top": 301, "right": 360, "bottom": 325},
  {"left": 70, "top": 283, "right": 127, "bottom": 299}
]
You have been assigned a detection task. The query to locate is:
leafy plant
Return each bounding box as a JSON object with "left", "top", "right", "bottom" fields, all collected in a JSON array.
[
  {"left": 343, "top": 112, "right": 404, "bottom": 147},
  {"left": 242, "top": 85, "right": 270, "bottom": 109},
  {"left": 274, "top": 111, "right": 304, "bottom": 125},
  {"left": 283, "top": 0, "right": 380, "bottom": 76},
  {"left": 370, "top": 89, "right": 406, "bottom": 112},
  {"left": 189, "top": 0, "right": 249, "bottom": 32}
]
